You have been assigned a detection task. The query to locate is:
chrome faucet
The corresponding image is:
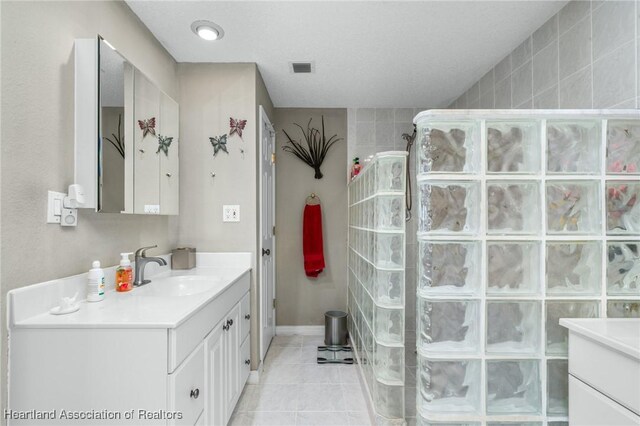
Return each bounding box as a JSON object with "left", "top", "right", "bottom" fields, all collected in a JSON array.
[{"left": 134, "top": 245, "right": 167, "bottom": 287}]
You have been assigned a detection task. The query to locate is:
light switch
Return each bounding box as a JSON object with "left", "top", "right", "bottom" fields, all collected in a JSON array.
[
  {"left": 223, "top": 205, "right": 240, "bottom": 222},
  {"left": 47, "top": 190, "right": 66, "bottom": 224}
]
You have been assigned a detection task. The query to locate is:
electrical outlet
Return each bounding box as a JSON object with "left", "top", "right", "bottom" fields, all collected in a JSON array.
[
  {"left": 223, "top": 205, "right": 240, "bottom": 222},
  {"left": 144, "top": 204, "right": 160, "bottom": 214}
]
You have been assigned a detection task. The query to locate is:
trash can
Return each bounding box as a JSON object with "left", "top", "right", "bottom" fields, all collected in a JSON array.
[{"left": 325, "top": 310, "right": 348, "bottom": 346}]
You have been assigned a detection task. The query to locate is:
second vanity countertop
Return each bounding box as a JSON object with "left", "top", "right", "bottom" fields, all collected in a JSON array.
[
  {"left": 8, "top": 253, "right": 251, "bottom": 330},
  {"left": 560, "top": 318, "right": 640, "bottom": 360}
]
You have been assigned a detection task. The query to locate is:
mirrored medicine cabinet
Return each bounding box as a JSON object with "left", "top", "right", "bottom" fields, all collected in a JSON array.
[{"left": 75, "top": 36, "right": 179, "bottom": 215}]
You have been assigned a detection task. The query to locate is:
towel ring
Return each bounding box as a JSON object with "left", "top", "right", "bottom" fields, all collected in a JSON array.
[{"left": 306, "top": 193, "right": 321, "bottom": 205}]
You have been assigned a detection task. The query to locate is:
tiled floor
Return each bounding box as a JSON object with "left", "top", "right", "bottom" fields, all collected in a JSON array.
[{"left": 229, "top": 334, "right": 373, "bottom": 426}]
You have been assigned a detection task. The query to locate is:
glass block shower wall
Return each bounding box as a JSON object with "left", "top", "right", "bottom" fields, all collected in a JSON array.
[
  {"left": 414, "top": 110, "right": 640, "bottom": 425},
  {"left": 347, "top": 151, "right": 408, "bottom": 425}
]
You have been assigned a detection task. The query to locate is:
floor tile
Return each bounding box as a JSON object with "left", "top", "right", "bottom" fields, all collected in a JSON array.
[
  {"left": 238, "top": 384, "right": 300, "bottom": 412},
  {"left": 272, "top": 335, "right": 303, "bottom": 347},
  {"left": 230, "top": 412, "right": 297, "bottom": 426},
  {"left": 302, "top": 335, "right": 325, "bottom": 347},
  {"left": 265, "top": 346, "right": 302, "bottom": 365},
  {"left": 296, "top": 411, "right": 350, "bottom": 426},
  {"left": 341, "top": 384, "right": 369, "bottom": 412},
  {"left": 347, "top": 411, "right": 372, "bottom": 426},
  {"left": 261, "top": 363, "right": 303, "bottom": 384},
  {"left": 300, "top": 364, "right": 342, "bottom": 384},
  {"left": 338, "top": 365, "right": 360, "bottom": 384},
  {"left": 298, "top": 384, "right": 347, "bottom": 411},
  {"left": 300, "top": 346, "right": 319, "bottom": 364}
]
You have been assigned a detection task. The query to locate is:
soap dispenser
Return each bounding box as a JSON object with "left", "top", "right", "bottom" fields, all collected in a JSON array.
[{"left": 115, "top": 253, "right": 133, "bottom": 292}]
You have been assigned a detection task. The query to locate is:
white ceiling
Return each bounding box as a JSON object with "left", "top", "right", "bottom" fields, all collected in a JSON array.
[{"left": 126, "top": 1, "right": 567, "bottom": 108}]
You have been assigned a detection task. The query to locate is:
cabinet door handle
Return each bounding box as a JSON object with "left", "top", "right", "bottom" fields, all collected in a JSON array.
[
  {"left": 244, "top": 314, "right": 251, "bottom": 320},
  {"left": 190, "top": 388, "right": 200, "bottom": 399},
  {"left": 222, "top": 324, "right": 229, "bottom": 331},
  {"left": 166, "top": 173, "right": 172, "bottom": 177},
  {"left": 245, "top": 359, "right": 251, "bottom": 365},
  {"left": 262, "top": 248, "right": 271, "bottom": 256},
  {"left": 227, "top": 319, "right": 234, "bottom": 327}
]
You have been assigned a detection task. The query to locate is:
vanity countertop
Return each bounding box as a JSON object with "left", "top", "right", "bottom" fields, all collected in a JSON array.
[
  {"left": 8, "top": 253, "right": 252, "bottom": 330},
  {"left": 560, "top": 318, "right": 640, "bottom": 361}
]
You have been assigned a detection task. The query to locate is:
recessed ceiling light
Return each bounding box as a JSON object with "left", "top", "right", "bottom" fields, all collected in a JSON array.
[{"left": 191, "top": 20, "right": 225, "bottom": 41}]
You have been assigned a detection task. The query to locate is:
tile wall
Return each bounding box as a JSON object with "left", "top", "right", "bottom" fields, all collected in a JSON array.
[{"left": 449, "top": 0, "right": 640, "bottom": 110}]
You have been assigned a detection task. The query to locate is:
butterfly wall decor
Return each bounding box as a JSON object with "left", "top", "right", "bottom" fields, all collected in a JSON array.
[
  {"left": 229, "top": 118, "right": 247, "bottom": 139},
  {"left": 210, "top": 134, "right": 229, "bottom": 156},
  {"left": 156, "top": 135, "right": 173, "bottom": 156},
  {"left": 138, "top": 117, "right": 156, "bottom": 138}
]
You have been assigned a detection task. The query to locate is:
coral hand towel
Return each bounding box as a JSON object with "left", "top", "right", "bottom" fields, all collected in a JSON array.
[{"left": 303, "top": 204, "right": 325, "bottom": 277}]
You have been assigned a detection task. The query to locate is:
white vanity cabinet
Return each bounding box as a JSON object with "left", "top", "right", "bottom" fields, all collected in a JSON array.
[
  {"left": 561, "top": 319, "right": 640, "bottom": 426},
  {"left": 205, "top": 293, "right": 251, "bottom": 425},
  {"left": 8, "top": 269, "right": 252, "bottom": 426}
]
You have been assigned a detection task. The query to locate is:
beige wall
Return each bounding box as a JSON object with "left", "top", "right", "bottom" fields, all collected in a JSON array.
[
  {"left": 177, "top": 63, "right": 274, "bottom": 367},
  {"left": 0, "top": 0, "right": 178, "bottom": 415},
  {"left": 450, "top": 0, "right": 640, "bottom": 109},
  {"left": 273, "top": 108, "right": 348, "bottom": 326}
]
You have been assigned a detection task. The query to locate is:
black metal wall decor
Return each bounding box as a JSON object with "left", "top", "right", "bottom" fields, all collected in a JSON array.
[{"left": 282, "top": 116, "right": 342, "bottom": 179}]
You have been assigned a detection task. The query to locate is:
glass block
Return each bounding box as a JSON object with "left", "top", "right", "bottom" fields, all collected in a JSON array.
[
  {"left": 375, "top": 306, "right": 404, "bottom": 345},
  {"left": 374, "top": 380, "right": 404, "bottom": 419},
  {"left": 374, "top": 233, "right": 404, "bottom": 269},
  {"left": 546, "top": 242, "right": 601, "bottom": 295},
  {"left": 546, "top": 301, "right": 600, "bottom": 355},
  {"left": 486, "top": 359, "right": 541, "bottom": 415},
  {"left": 418, "top": 357, "right": 481, "bottom": 414},
  {"left": 606, "top": 120, "right": 640, "bottom": 174},
  {"left": 418, "top": 298, "right": 480, "bottom": 354},
  {"left": 419, "top": 180, "right": 481, "bottom": 234},
  {"left": 421, "top": 420, "right": 481, "bottom": 426},
  {"left": 487, "top": 241, "right": 540, "bottom": 295},
  {"left": 419, "top": 241, "right": 481, "bottom": 296},
  {"left": 547, "top": 120, "right": 601, "bottom": 174},
  {"left": 487, "top": 423, "right": 542, "bottom": 426},
  {"left": 607, "top": 242, "right": 640, "bottom": 295},
  {"left": 374, "top": 342, "right": 404, "bottom": 383},
  {"left": 487, "top": 181, "right": 541, "bottom": 234},
  {"left": 547, "top": 359, "right": 568, "bottom": 416},
  {"left": 487, "top": 121, "right": 540, "bottom": 173},
  {"left": 607, "top": 300, "right": 640, "bottom": 318},
  {"left": 417, "top": 121, "right": 480, "bottom": 174},
  {"left": 486, "top": 301, "right": 541, "bottom": 356},
  {"left": 374, "top": 269, "right": 404, "bottom": 306},
  {"left": 376, "top": 156, "right": 405, "bottom": 193},
  {"left": 376, "top": 195, "right": 404, "bottom": 230},
  {"left": 606, "top": 181, "right": 640, "bottom": 234},
  {"left": 546, "top": 181, "right": 601, "bottom": 234}
]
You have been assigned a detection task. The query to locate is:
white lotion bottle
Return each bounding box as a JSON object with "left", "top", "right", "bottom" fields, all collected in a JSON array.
[{"left": 87, "top": 260, "right": 105, "bottom": 302}]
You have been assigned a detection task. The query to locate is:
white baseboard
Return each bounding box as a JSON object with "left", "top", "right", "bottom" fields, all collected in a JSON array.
[
  {"left": 276, "top": 325, "right": 324, "bottom": 336},
  {"left": 248, "top": 362, "right": 262, "bottom": 384}
]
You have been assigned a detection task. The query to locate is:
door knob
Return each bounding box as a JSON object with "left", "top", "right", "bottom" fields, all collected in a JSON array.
[
  {"left": 245, "top": 359, "right": 251, "bottom": 365},
  {"left": 190, "top": 388, "right": 200, "bottom": 399},
  {"left": 262, "top": 248, "right": 271, "bottom": 256},
  {"left": 245, "top": 314, "right": 251, "bottom": 320}
]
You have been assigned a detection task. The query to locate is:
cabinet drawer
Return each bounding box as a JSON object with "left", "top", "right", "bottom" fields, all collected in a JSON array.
[
  {"left": 568, "top": 331, "right": 640, "bottom": 414},
  {"left": 168, "top": 342, "right": 204, "bottom": 426},
  {"left": 240, "top": 292, "right": 250, "bottom": 341},
  {"left": 569, "top": 375, "right": 640, "bottom": 425},
  {"left": 240, "top": 337, "right": 250, "bottom": 388},
  {"left": 168, "top": 272, "right": 250, "bottom": 371}
]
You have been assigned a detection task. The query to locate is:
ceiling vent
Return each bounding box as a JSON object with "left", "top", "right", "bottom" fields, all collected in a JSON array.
[{"left": 290, "top": 61, "right": 314, "bottom": 74}]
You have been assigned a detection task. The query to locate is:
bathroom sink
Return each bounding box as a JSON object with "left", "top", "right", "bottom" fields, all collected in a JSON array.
[{"left": 139, "top": 275, "right": 223, "bottom": 297}]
